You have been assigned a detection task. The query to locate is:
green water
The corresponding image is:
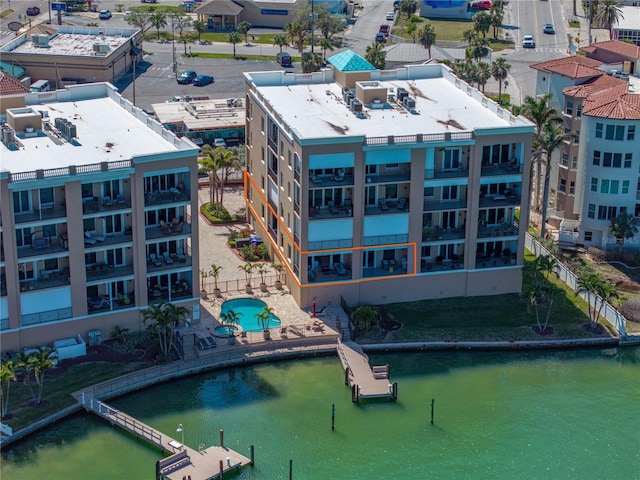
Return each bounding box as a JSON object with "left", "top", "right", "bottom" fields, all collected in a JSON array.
[{"left": 2, "top": 348, "right": 639, "bottom": 479}]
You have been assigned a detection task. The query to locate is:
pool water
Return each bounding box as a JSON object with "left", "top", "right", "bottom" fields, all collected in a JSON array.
[
  {"left": 213, "top": 325, "right": 239, "bottom": 336},
  {"left": 220, "top": 297, "right": 281, "bottom": 332}
]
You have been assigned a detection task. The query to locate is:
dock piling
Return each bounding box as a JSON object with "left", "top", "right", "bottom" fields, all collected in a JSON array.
[
  {"left": 430, "top": 398, "right": 435, "bottom": 424},
  {"left": 289, "top": 459, "right": 293, "bottom": 480},
  {"left": 331, "top": 403, "right": 335, "bottom": 431},
  {"left": 250, "top": 445, "right": 255, "bottom": 466},
  {"left": 220, "top": 428, "right": 224, "bottom": 446},
  {"left": 219, "top": 459, "right": 224, "bottom": 479}
]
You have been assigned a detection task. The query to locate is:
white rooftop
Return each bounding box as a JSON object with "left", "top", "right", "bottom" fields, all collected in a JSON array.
[
  {"left": 1, "top": 83, "right": 194, "bottom": 175},
  {"left": 615, "top": 7, "right": 640, "bottom": 31},
  {"left": 152, "top": 98, "right": 246, "bottom": 131},
  {"left": 247, "top": 64, "right": 528, "bottom": 141}
]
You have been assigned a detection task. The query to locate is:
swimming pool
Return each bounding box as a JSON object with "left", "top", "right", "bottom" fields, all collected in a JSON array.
[{"left": 220, "top": 298, "right": 281, "bottom": 332}]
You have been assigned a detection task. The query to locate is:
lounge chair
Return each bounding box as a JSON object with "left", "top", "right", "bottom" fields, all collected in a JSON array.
[
  {"left": 334, "top": 262, "right": 347, "bottom": 275},
  {"left": 149, "top": 253, "right": 162, "bottom": 267},
  {"left": 379, "top": 199, "right": 389, "bottom": 211},
  {"left": 116, "top": 194, "right": 126, "bottom": 205},
  {"left": 85, "top": 231, "right": 105, "bottom": 242},
  {"left": 163, "top": 252, "right": 174, "bottom": 265},
  {"left": 103, "top": 196, "right": 114, "bottom": 207},
  {"left": 397, "top": 197, "right": 408, "bottom": 211},
  {"left": 158, "top": 220, "right": 172, "bottom": 234},
  {"left": 328, "top": 201, "right": 339, "bottom": 215},
  {"left": 176, "top": 248, "right": 187, "bottom": 262},
  {"left": 171, "top": 221, "right": 184, "bottom": 233},
  {"left": 88, "top": 296, "right": 109, "bottom": 310}
]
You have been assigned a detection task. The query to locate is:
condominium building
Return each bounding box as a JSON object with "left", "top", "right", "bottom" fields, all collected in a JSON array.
[
  {"left": 0, "top": 83, "right": 200, "bottom": 352},
  {"left": 243, "top": 51, "right": 534, "bottom": 309}
]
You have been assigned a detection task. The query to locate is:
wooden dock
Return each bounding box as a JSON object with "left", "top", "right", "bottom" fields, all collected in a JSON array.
[
  {"left": 336, "top": 340, "right": 397, "bottom": 402},
  {"left": 76, "top": 393, "right": 252, "bottom": 480}
]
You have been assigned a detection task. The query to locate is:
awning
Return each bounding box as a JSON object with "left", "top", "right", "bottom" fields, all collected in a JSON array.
[{"left": 0, "top": 61, "right": 26, "bottom": 79}]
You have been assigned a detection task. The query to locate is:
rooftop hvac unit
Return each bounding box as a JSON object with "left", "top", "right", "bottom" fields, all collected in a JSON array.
[
  {"left": 404, "top": 97, "right": 416, "bottom": 109},
  {"left": 351, "top": 99, "right": 363, "bottom": 113},
  {"left": 397, "top": 88, "right": 408, "bottom": 103},
  {"left": 93, "top": 43, "right": 109, "bottom": 54},
  {"left": 344, "top": 90, "right": 355, "bottom": 103},
  {"left": 2, "top": 126, "right": 15, "bottom": 145},
  {"left": 32, "top": 34, "right": 50, "bottom": 47}
]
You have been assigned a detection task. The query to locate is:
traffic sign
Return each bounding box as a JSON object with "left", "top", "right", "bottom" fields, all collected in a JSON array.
[{"left": 51, "top": 3, "right": 66, "bottom": 11}]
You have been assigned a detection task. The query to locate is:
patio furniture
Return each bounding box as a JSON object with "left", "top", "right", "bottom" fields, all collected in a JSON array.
[
  {"left": 379, "top": 199, "right": 389, "bottom": 211},
  {"left": 158, "top": 220, "right": 172, "bottom": 234},
  {"left": 103, "top": 196, "right": 114, "bottom": 207},
  {"left": 117, "top": 194, "right": 126, "bottom": 205},
  {"left": 149, "top": 254, "right": 162, "bottom": 267},
  {"left": 328, "top": 201, "right": 339, "bottom": 215},
  {"left": 171, "top": 221, "right": 184, "bottom": 233},
  {"left": 397, "top": 197, "right": 408, "bottom": 211},
  {"left": 334, "top": 262, "right": 347, "bottom": 275},
  {"left": 176, "top": 248, "right": 187, "bottom": 262},
  {"left": 88, "top": 296, "right": 109, "bottom": 310},
  {"left": 32, "top": 237, "right": 50, "bottom": 252},
  {"left": 85, "top": 231, "right": 105, "bottom": 242},
  {"left": 163, "top": 251, "right": 174, "bottom": 265}
]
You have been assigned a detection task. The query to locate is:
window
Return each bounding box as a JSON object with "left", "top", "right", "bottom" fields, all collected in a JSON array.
[
  {"left": 591, "top": 178, "right": 598, "bottom": 192},
  {"left": 600, "top": 179, "right": 610, "bottom": 194},
  {"left": 39, "top": 187, "right": 54, "bottom": 204},
  {"left": 615, "top": 125, "right": 625, "bottom": 141},
  {"left": 628, "top": 125, "right": 636, "bottom": 141},
  {"left": 613, "top": 153, "right": 622, "bottom": 168},
  {"left": 566, "top": 101, "right": 573, "bottom": 115},
  {"left": 424, "top": 187, "right": 434, "bottom": 197},
  {"left": 441, "top": 185, "right": 458, "bottom": 200},
  {"left": 559, "top": 179, "right": 566, "bottom": 193},
  {"left": 570, "top": 181, "right": 575, "bottom": 194},
  {"left": 622, "top": 181, "right": 630, "bottom": 194},
  {"left": 442, "top": 149, "right": 460, "bottom": 170},
  {"left": 577, "top": 104, "right": 583, "bottom": 117},
  {"left": 588, "top": 203, "right": 596, "bottom": 218},
  {"left": 605, "top": 125, "right": 615, "bottom": 139},
  {"left": 12, "top": 191, "right": 30, "bottom": 213},
  {"left": 595, "top": 123, "right": 603, "bottom": 138},
  {"left": 260, "top": 117, "right": 265, "bottom": 133},
  {"left": 603, "top": 152, "right": 612, "bottom": 167},
  {"left": 385, "top": 163, "right": 399, "bottom": 169},
  {"left": 83, "top": 218, "right": 96, "bottom": 232},
  {"left": 584, "top": 231, "right": 593, "bottom": 241},
  {"left": 593, "top": 150, "right": 601, "bottom": 165},
  {"left": 572, "top": 156, "right": 578, "bottom": 169},
  {"left": 561, "top": 154, "right": 569, "bottom": 166},
  {"left": 625, "top": 153, "right": 632, "bottom": 168},
  {"left": 81, "top": 184, "right": 94, "bottom": 199},
  {"left": 610, "top": 180, "right": 619, "bottom": 194},
  {"left": 598, "top": 205, "right": 607, "bottom": 219},
  {"left": 103, "top": 180, "right": 120, "bottom": 199}
]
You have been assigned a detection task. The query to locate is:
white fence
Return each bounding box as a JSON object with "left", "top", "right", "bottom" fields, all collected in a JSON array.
[{"left": 525, "top": 233, "right": 627, "bottom": 336}]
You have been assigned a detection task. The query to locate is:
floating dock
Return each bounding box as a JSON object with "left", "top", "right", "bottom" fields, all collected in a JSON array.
[
  {"left": 77, "top": 393, "right": 252, "bottom": 480},
  {"left": 337, "top": 340, "right": 397, "bottom": 402}
]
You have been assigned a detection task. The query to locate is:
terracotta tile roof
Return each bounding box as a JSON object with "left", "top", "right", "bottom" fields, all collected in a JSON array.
[
  {"left": 0, "top": 72, "right": 29, "bottom": 95},
  {"left": 530, "top": 56, "right": 603, "bottom": 79},
  {"left": 580, "top": 40, "right": 640, "bottom": 59},
  {"left": 582, "top": 84, "right": 640, "bottom": 119},
  {"left": 563, "top": 74, "right": 627, "bottom": 98}
]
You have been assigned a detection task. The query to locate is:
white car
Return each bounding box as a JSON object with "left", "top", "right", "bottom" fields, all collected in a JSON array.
[
  {"left": 386, "top": 11, "right": 395, "bottom": 21},
  {"left": 213, "top": 138, "right": 227, "bottom": 147},
  {"left": 522, "top": 34, "right": 536, "bottom": 48}
]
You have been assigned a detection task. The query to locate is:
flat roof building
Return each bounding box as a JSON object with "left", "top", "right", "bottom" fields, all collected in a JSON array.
[
  {"left": 0, "top": 83, "right": 200, "bottom": 353},
  {"left": 244, "top": 52, "right": 535, "bottom": 309},
  {"left": 0, "top": 24, "right": 142, "bottom": 89}
]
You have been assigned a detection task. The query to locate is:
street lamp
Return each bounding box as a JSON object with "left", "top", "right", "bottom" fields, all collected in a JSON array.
[
  {"left": 171, "top": 18, "right": 177, "bottom": 74},
  {"left": 177, "top": 423, "right": 184, "bottom": 445},
  {"left": 310, "top": 0, "right": 317, "bottom": 55}
]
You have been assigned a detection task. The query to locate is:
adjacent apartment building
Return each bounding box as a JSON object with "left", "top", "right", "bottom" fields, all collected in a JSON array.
[
  {"left": 0, "top": 83, "right": 200, "bottom": 352},
  {"left": 531, "top": 46, "right": 640, "bottom": 249},
  {"left": 243, "top": 51, "right": 535, "bottom": 309}
]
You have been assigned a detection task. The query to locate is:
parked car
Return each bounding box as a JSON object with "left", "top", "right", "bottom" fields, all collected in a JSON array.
[
  {"left": 124, "top": 10, "right": 134, "bottom": 18},
  {"left": 213, "top": 138, "right": 227, "bottom": 147},
  {"left": 182, "top": 1, "right": 196, "bottom": 9},
  {"left": 543, "top": 23, "right": 555, "bottom": 34},
  {"left": 386, "top": 11, "right": 395, "bottom": 20},
  {"left": 393, "top": 0, "right": 399, "bottom": 10},
  {"left": 470, "top": 0, "right": 491, "bottom": 10},
  {"left": 379, "top": 24, "right": 390, "bottom": 35},
  {"left": 26, "top": 6, "right": 40, "bottom": 15},
  {"left": 193, "top": 74, "right": 214, "bottom": 86},
  {"left": 522, "top": 34, "right": 536, "bottom": 48},
  {"left": 177, "top": 70, "right": 197, "bottom": 84},
  {"left": 98, "top": 9, "right": 112, "bottom": 20},
  {"left": 375, "top": 32, "right": 386, "bottom": 43},
  {"left": 276, "top": 52, "right": 293, "bottom": 67}
]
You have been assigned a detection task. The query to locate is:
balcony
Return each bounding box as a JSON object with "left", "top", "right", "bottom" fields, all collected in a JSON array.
[
  {"left": 15, "top": 205, "right": 67, "bottom": 224},
  {"left": 423, "top": 199, "right": 467, "bottom": 212},
  {"left": 88, "top": 292, "right": 137, "bottom": 315},
  {"left": 365, "top": 171, "right": 411, "bottom": 184},
  {"left": 310, "top": 205, "right": 353, "bottom": 220},
  {"left": 422, "top": 226, "right": 465, "bottom": 242},
  {"left": 476, "top": 254, "right": 516, "bottom": 268},
  {"left": 477, "top": 223, "right": 518, "bottom": 239},
  {"left": 18, "top": 238, "right": 68, "bottom": 259},
  {"left": 147, "top": 281, "right": 192, "bottom": 303},
  {"left": 420, "top": 258, "right": 464, "bottom": 273},
  {"left": 364, "top": 198, "right": 410, "bottom": 216},
  {"left": 83, "top": 231, "right": 134, "bottom": 250},
  {"left": 481, "top": 163, "right": 522, "bottom": 177},
  {"left": 83, "top": 196, "right": 132, "bottom": 214},
  {"left": 309, "top": 173, "right": 354, "bottom": 188},
  {"left": 19, "top": 272, "right": 71, "bottom": 292},
  {"left": 425, "top": 168, "right": 469, "bottom": 180},
  {"left": 144, "top": 190, "right": 190, "bottom": 207},
  {"left": 479, "top": 194, "right": 521, "bottom": 208},
  {"left": 146, "top": 222, "right": 192, "bottom": 240},
  {"left": 86, "top": 263, "right": 134, "bottom": 282},
  {"left": 147, "top": 252, "right": 192, "bottom": 272},
  {"left": 308, "top": 264, "right": 353, "bottom": 283}
]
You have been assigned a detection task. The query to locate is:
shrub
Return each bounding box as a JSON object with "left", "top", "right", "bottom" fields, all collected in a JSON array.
[
  {"left": 587, "top": 247, "right": 606, "bottom": 263},
  {"left": 619, "top": 297, "right": 640, "bottom": 322},
  {"left": 240, "top": 245, "right": 258, "bottom": 261},
  {"left": 258, "top": 243, "right": 270, "bottom": 260},
  {"left": 200, "top": 202, "right": 232, "bottom": 223}
]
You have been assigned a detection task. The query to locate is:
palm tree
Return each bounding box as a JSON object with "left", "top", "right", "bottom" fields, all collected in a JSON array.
[
  {"left": 216, "top": 148, "right": 241, "bottom": 207},
  {"left": 594, "top": 281, "right": 619, "bottom": 329},
  {"left": 284, "top": 22, "right": 307, "bottom": 54},
  {"left": 594, "top": 0, "right": 624, "bottom": 36},
  {"left": 227, "top": 32, "right": 242, "bottom": 58},
  {"left": 15, "top": 351, "right": 35, "bottom": 403},
  {"left": 491, "top": 57, "right": 511, "bottom": 100},
  {"left": 192, "top": 20, "right": 206, "bottom": 42},
  {"left": 220, "top": 309, "right": 242, "bottom": 330},
  {"left": 199, "top": 145, "right": 221, "bottom": 207},
  {"left": 537, "top": 255, "right": 558, "bottom": 283},
  {"left": 417, "top": 23, "right": 436, "bottom": 59},
  {"left": 256, "top": 263, "right": 269, "bottom": 286},
  {"left": 319, "top": 38, "right": 334, "bottom": 61},
  {"left": 521, "top": 94, "right": 560, "bottom": 136},
  {"left": 467, "top": 37, "right": 490, "bottom": 63},
  {"left": 27, "top": 347, "right": 58, "bottom": 405},
  {"left": 463, "top": 29, "right": 477, "bottom": 46},
  {"left": 534, "top": 122, "right": 576, "bottom": 238},
  {"left": 352, "top": 305, "right": 378, "bottom": 332},
  {"left": 473, "top": 12, "right": 492, "bottom": 38},
  {"left": 209, "top": 264, "right": 223, "bottom": 291},
  {"left": 475, "top": 61, "right": 491, "bottom": 93},
  {"left": 238, "top": 262, "right": 255, "bottom": 287},
  {"left": 0, "top": 359, "right": 17, "bottom": 418},
  {"left": 149, "top": 11, "right": 168, "bottom": 40},
  {"left": 256, "top": 305, "right": 275, "bottom": 332},
  {"left": 273, "top": 34, "right": 289, "bottom": 53},
  {"left": 142, "top": 302, "right": 190, "bottom": 357},
  {"left": 365, "top": 41, "right": 386, "bottom": 70},
  {"left": 489, "top": 5, "right": 504, "bottom": 39},
  {"left": 575, "top": 272, "right": 605, "bottom": 329},
  {"left": 609, "top": 212, "right": 638, "bottom": 255},
  {"left": 302, "top": 52, "right": 323, "bottom": 73},
  {"left": 524, "top": 283, "right": 556, "bottom": 334},
  {"left": 237, "top": 21, "right": 253, "bottom": 45}
]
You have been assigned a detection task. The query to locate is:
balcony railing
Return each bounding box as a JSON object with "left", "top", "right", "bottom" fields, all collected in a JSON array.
[
  {"left": 82, "top": 196, "right": 131, "bottom": 214},
  {"left": 310, "top": 205, "right": 353, "bottom": 219},
  {"left": 19, "top": 275, "right": 71, "bottom": 292},
  {"left": 145, "top": 222, "right": 192, "bottom": 240},
  {"left": 423, "top": 199, "right": 467, "bottom": 212},
  {"left": 15, "top": 205, "right": 67, "bottom": 224},
  {"left": 477, "top": 224, "right": 519, "bottom": 239},
  {"left": 425, "top": 168, "right": 469, "bottom": 180},
  {"left": 144, "top": 191, "right": 190, "bottom": 207},
  {"left": 479, "top": 194, "right": 521, "bottom": 208},
  {"left": 86, "top": 264, "right": 135, "bottom": 282},
  {"left": 365, "top": 171, "right": 411, "bottom": 184},
  {"left": 309, "top": 174, "right": 354, "bottom": 188},
  {"left": 481, "top": 163, "right": 522, "bottom": 176},
  {"left": 423, "top": 226, "right": 465, "bottom": 242}
]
